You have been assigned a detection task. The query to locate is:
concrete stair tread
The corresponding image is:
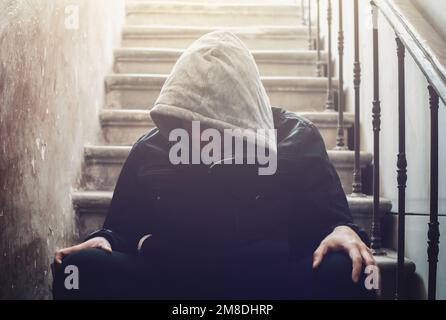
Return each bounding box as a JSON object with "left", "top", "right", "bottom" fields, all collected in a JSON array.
[
  {"left": 100, "top": 109, "right": 155, "bottom": 126},
  {"left": 84, "top": 145, "right": 372, "bottom": 167},
  {"left": 100, "top": 109, "right": 353, "bottom": 127},
  {"left": 114, "top": 48, "right": 328, "bottom": 63},
  {"left": 80, "top": 144, "right": 372, "bottom": 193},
  {"left": 374, "top": 248, "right": 416, "bottom": 300},
  {"left": 105, "top": 73, "right": 336, "bottom": 90},
  {"left": 126, "top": 1, "right": 302, "bottom": 13},
  {"left": 123, "top": 25, "right": 316, "bottom": 38},
  {"left": 72, "top": 190, "right": 391, "bottom": 215},
  {"left": 114, "top": 48, "right": 328, "bottom": 76},
  {"left": 122, "top": 25, "right": 319, "bottom": 50},
  {"left": 99, "top": 109, "right": 353, "bottom": 150},
  {"left": 374, "top": 249, "right": 416, "bottom": 272},
  {"left": 125, "top": 3, "right": 305, "bottom": 27},
  {"left": 105, "top": 73, "right": 337, "bottom": 110},
  {"left": 347, "top": 194, "right": 392, "bottom": 216}
]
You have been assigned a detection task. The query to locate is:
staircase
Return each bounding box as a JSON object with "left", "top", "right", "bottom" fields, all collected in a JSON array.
[{"left": 71, "top": 0, "right": 414, "bottom": 299}]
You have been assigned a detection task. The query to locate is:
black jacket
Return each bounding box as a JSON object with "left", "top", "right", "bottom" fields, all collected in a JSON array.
[{"left": 86, "top": 107, "right": 368, "bottom": 258}]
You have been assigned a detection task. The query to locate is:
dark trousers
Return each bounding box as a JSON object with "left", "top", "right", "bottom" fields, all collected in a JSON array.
[{"left": 53, "top": 245, "right": 373, "bottom": 300}]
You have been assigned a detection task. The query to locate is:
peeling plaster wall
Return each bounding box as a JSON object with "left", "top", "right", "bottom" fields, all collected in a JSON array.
[{"left": 0, "top": 0, "right": 124, "bottom": 299}]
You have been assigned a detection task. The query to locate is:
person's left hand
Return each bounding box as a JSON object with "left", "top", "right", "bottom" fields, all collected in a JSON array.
[{"left": 312, "top": 225, "right": 376, "bottom": 283}]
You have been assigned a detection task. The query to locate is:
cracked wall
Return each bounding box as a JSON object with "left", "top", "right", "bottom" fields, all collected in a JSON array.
[{"left": 0, "top": 0, "right": 124, "bottom": 299}]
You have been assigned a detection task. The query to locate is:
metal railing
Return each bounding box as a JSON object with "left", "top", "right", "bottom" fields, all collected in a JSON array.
[{"left": 304, "top": 0, "right": 443, "bottom": 300}]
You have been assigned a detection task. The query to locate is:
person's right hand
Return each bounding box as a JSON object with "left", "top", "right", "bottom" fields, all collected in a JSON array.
[{"left": 53, "top": 236, "right": 112, "bottom": 267}]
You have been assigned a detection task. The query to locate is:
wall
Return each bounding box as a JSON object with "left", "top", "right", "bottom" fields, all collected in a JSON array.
[
  {"left": 322, "top": 0, "right": 446, "bottom": 299},
  {"left": 411, "top": 0, "right": 446, "bottom": 41},
  {"left": 0, "top": 0, "right": 124, "bottom": 299}
]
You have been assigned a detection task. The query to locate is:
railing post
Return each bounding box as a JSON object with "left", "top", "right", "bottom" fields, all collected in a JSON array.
[
  {"left": 395, "top": 36, "right": 407, "bottom": 300},
  {"left": 325, "top": 0, "right": 335, "bottom": 111},
  {"left": 352, "top": 0, "right": 363, "bottom": 195},
  {"left": 427, "top": 84, "right": 440, "bottom": 301},
  {"left": 308, "top": 0, "right": 313, "bottom": 50},
  {"left": 370, "top": 1, "right": 385, "bottom": 255},
  {"left": 335, "top": 0, "right": 347, "bottom": 150},
  {"left": 315, "top": 0, "right": 323, "bottom": 77}
]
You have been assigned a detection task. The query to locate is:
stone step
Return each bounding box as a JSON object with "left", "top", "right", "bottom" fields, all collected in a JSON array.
[
  {"left": 126, "top": 1, "right": 304, "bottom": 27},
  {"left": 80, "top": 145, "right": 371, "bottom": 194},
  {"left": 99, "top": 109, "right": 352, "bottom": 149},
  {"left": 72, "top": 191, "right": 391, "bottom": 241},
  {"left": 114, "top": 48, "right": 328, "bottom": 77},
  {"left": 105, "top": 74, "right": 336, "bottom": 112},
  {"left": 373, "top": 249, "right": 417, "bottom": 300},
  {"left": 142, "top": 0, "right": 300, "bottom": 3},
  {"left": 122, "top": 26, "right": 316, "bottom": 50}
]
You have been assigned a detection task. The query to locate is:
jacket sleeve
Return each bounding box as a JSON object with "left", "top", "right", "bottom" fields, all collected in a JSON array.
[
  {"left": 287, "top": 125, "right": 369, "bottom": 256},
  {"left": 84, "top": 143, "right": 151, "bottom": 254}
]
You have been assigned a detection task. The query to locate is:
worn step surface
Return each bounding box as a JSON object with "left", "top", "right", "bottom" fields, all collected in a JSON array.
[
  {"left": 105, "top": 74, "right": 336, "bottom": 112},
  {"left": 374, "top": 249, "right": 417, "bottom": 300},
  {"left": 145, "top": 0, "right": 300, "bottom": 3},
  {"left": 114, "top": 48, "right": 327, "bottom": 77},
  {"left": 99, "top": 109, "right": 352, "bottom": 149},
  {"left": 126, "top": 2, "right": 303, "bottom": 27},
  {"left": 73, "top": 191, "right": 391, "bottom": 241},
  {"left": 122, "top": 26, "right": 316, "bottom": 50},
  {"left": 80, "top": 145, "right": 371, "bottom": 194}
]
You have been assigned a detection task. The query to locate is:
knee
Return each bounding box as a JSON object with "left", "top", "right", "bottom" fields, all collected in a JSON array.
[
  {"left": 52, "top": 248, "right": 109, "bottom": 299},
  {"left": 315, "top": 252, "right": 354, "bottom": 282},
  {"left": 313, "top": 252, "right": 372, "bottom": 299},
  {"left": 56, "top": 248, "right": 107, "bottom": 276}
]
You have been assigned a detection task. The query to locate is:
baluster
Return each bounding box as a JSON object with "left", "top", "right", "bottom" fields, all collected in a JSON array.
[
  {"left": 315, "top": 0, "right": 323, "bottom": 77},
  {"left": 325, "top": 0, "right": 335, "bottom": 111},
  {"left": 308, "top": 0, "right": 313, "bottom": 49},
  {"left": 301, "top": 0, "right": 307, "bottom": 26},
  {"left": 352, "top": 0, "right": 363, "bottom": 194},
  {"left": 370, "top": 2, "right": 385, "bottom": 255},
  {"left": 395, "top": 37, "right": 407, "bottom": 300},
  {"left": 427, "top": 84, "right": 440, "bottom": 301},
  {"left": 335, "top": 0, "right": 346, "bottom": 150}
]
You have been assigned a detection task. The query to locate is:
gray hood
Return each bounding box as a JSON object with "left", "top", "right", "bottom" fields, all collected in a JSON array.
[{"left": 149, "top": 30, "right": 276, "bottom": 155}]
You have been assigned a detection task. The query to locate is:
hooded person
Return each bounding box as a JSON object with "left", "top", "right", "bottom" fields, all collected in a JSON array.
[{"left": 53, "top": 31, "right": 374, "bottom": 300}]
